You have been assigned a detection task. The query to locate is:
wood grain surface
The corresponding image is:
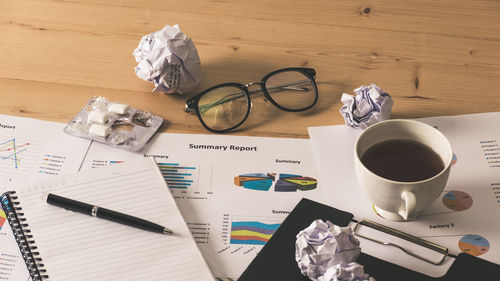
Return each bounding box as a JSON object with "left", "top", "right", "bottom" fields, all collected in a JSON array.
[{"left": 1, "top": 0, "right": 499, "bottom": 138}]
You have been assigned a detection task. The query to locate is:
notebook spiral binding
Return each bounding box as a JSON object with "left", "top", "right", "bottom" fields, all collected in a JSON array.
[{"left": 1, "top": 191, "right": 48, "bottom": 281}]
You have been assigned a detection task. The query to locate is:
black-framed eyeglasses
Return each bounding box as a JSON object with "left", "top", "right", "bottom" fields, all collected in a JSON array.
[{"left": 185, "top": 67, "right": 318, "bottom": 133}]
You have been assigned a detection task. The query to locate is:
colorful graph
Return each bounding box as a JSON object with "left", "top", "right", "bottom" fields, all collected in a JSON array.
[
  {"left": 89, "top": 160, "right": 201, "bottom": 190},
  {"left": 234, "top": 172, "right": 317, "bottom": 192},
  {"left": 0, "top": 210, "right": 6, "bottom": 231},
  {"left": 372, "top": 204, "right": 384, "bottom": 218},
  {"left": 230, "top": 220, "right": 280, "bottom": 245},
  {"left": 451, "top": 153, "right": 458, "bottom": 166},
  {"left": 459, "top": 234, "right": 490, "bottom": 256},
  {"left": 158, "top": 162, "right": 198, "bottom": 189},
  {"left": 0, "top": 138, "right": 30, "bottom": 169},
  {"left": 442, "top": 191, "right": 473, "bottom": 211},
  {"left": 275, "top": 173, "right": 317, "bottom": 191},
  {"left": 233, "top": 173, "right": 275, "bottom": 191}
]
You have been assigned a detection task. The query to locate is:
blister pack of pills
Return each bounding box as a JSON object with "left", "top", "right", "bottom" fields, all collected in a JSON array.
[{"left": 64, "top": 96, "right": 163, "bottom": 151}]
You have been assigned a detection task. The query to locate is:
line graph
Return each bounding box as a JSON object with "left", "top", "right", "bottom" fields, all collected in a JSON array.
[
  {"left": 0, "top": 135, "right": 42, "bottom": 183},
  {"left": 0, "top": 138, "right": 30, "bottom": 169}
]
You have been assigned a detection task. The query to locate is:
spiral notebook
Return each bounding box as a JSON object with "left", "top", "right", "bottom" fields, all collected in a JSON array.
[{"left": 0, "top": 158, "right": 213, "bottom": 281}]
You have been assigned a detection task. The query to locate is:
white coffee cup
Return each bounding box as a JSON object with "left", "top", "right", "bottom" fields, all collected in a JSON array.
[{"left": 354, "top": 119, "right": 453, "bottom": 221}]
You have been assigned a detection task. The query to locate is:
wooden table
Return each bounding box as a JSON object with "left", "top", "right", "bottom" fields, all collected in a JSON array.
[{"left": 1, "top": 0, "right": 499, "bottom": 138}]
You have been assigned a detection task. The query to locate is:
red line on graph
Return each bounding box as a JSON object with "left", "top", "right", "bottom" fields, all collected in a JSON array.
[{"left": 0, "top": 142, "right": 30, "bottom": 152}]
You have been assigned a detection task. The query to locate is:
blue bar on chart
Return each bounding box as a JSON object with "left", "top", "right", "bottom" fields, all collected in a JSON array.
[{"left": 157, "top": 162, "right": 199, "bottom": 189}]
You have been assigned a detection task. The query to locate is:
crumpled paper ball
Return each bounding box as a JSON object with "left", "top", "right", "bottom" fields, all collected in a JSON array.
[
  {"left": 296, "top": 219, "right": 375, "bottom": 281},
  {"left": 339, "top": 84, "right": 393, "bottom": 129},
  {"left": 133, "top": 24, "right": 201, "bottom": 95},
  {"left": 322, "top": 262, "right": 376, "bottom": 281}
]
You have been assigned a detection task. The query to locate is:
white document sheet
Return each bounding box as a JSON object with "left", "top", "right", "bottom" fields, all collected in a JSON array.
[
  {"left": 12, "top": 158, "right": 213, "bottom": 280},
  {"left": 0, "top": 114, "right": 91, "bottom": 281},
  {"left": 81, "top": 133, "right": 324, "bottom": 279},
  {"left": 308, "top": 112, "right": 500, "bottom": 277},
  {"left": 0, "top": 114, "right": 91, "bottom": 188}
]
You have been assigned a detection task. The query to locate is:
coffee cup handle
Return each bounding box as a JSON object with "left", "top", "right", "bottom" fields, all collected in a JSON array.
[{"left": 398, "top": 191, "right": 417, "bottom": 220}]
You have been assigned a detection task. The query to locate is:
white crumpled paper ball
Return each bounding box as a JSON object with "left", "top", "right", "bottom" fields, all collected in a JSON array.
[
  {"left": 322, "top": 262, "right": 376, "bottom": 281},
  {"left": 133, "top": 24, "right": 201, "bottom": 95},
  {"left": 339, "top": 84, "right": 393, "bottom": 129},
  {"left": 295, "top": 219, "right": 375, "bottom": 281}
]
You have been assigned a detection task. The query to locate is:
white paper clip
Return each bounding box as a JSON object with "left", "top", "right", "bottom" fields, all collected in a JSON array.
[{"left": 352, "top": 219, "right": 449, "bottom": 265}]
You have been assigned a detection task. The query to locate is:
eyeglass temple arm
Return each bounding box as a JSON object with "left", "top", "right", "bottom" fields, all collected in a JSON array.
[{"left": 190, "top": 79, "right": 311, "bottom": 114}]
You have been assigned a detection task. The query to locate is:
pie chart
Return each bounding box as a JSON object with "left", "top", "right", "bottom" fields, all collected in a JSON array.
[
  {"left": 234, "top": 173, "right": 317, "bottom": 192},
  {"left": 442, "top": 191, "right": 473, "bottom": 211},
  {"left": 451, "top": 153, "right": 457, "bottom": 166},
  {"left": 458, "top": 234, "right": 490, "bottom": 256},
  {"left": 0, "top": 210, "right": 6, "bottom": 231},
  {"left": 275, "top": 174, "right": 317, "bottom": 192},
  {"left": 233, "top": 173, "right": 275, "bottom": 191}
]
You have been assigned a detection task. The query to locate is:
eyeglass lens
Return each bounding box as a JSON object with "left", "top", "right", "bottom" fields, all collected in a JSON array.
[
  {"left": 264, "top": 70, "right": 316, "bottom": 110},
  {"left": 196, "top": 69, "right": 316, "bottom": 132},
  {"left": 198, "top": 86, "right": 249, "bottom": 131}
]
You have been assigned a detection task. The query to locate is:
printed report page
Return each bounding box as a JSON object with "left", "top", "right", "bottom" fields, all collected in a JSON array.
[
  {"left": 80, "top": 132, "right": 325, "bottom": 280},
  {"left": 0, "top": 114, "right": 91, "bottom": 281}
]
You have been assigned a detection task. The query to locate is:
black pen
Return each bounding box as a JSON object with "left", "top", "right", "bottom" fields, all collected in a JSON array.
[{"left": 46, "top": 193, "right": 173, "bottom": 234}]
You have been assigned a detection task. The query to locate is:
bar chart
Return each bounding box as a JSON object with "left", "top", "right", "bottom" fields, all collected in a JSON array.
[{"left": 158, "top": 162, "right": 199, "bottom": 190}]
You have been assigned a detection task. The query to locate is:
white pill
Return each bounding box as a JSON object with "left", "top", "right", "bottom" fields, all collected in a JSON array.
[
  {"left": 88, "top": 111, "right": 109, "bottom": 124},
  {"left": 67, "top": 122, "right": 88, "bottom": 135},
  {"left": 89, "top": 124, "right": 110, "bottom": 137},
  {"left": 108, "top": 103, "right": 129, "bottom": 114}
]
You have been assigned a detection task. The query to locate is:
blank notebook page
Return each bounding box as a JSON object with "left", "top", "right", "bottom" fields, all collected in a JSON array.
[{"left": 15, "top": 158, "right": 213, "bottom": 281}]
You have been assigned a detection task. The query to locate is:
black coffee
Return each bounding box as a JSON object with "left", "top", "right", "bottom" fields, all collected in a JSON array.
[{"left": 361, "top": 139, "right": 444, "bottom": 182}]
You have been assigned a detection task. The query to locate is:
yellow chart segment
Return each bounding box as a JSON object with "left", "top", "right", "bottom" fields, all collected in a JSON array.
[
  {"left": 0, "top": 209, "right": 6, "bottom": 229},
  {"left": 238, "top": 177, "right": 270, "bottom": 181},
  {"left": 234, "top": 176, "right": 271, "bottom": 186},
  {"left": 283, "top": 179, "right": 317, "bottom": 185},
  {"left": 230, "top": 230, "right": 273, "bottom": 240}
]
